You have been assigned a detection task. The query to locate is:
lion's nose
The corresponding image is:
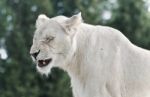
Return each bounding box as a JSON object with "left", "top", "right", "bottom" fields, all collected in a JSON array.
[{"left": 30, "top": 50, "right": 40, "bottom": 60}]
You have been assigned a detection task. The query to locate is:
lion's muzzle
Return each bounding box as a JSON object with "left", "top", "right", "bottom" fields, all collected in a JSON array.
[{"left": 30, "top": 50, "right": 40, "bottom": 60}]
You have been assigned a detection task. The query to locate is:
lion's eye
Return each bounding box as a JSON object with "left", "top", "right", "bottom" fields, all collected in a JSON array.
[{"left": 45, "top": 37, "right": 54, "bottom": 42}]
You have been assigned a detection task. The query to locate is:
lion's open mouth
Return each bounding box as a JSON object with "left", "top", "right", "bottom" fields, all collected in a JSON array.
[{"left": 38, "top": 58, "right": 52, "bottom": 67}]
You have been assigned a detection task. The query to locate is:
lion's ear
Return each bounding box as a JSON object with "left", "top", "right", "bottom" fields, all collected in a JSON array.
[
  {"left": 64, "top": 12, "right": 82, "bottom": 30},
  {"left": 36, "top": 14, "right": 50, "bottom": 28}
]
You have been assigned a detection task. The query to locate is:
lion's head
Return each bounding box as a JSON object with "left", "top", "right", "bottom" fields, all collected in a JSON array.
[{"left": 30, "top": 13, "right": 82, "bottom": 75}]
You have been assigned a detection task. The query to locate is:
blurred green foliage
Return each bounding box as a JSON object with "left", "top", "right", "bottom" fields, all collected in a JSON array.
[{"left": 0, "top": 0, "right": 150, "bottom": 97}]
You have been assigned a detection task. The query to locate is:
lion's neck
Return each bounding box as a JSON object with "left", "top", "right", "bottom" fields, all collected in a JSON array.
[{"left": 65, "top": 23, "right": 94, "bottom": 79}]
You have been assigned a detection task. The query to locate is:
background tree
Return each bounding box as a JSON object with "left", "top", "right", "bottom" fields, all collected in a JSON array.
[
  {"left": 109, "top": 0, "right": 150, "bottom": 48},
  {"left": 0, "top": 0, "right": 149, "bottom": 97}
]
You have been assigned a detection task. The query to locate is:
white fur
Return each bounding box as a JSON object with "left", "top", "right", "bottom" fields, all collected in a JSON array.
[{"left": 30, "top": 13, "right": 150, "bottom": 97}]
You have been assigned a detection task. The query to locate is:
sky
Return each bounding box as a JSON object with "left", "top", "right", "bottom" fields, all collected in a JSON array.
[
  {"left": 145, "top": 0, "right": 150, "bottom": 11},
  {"left": 0, "top": 48, "right": 7, "bottom": 60}
]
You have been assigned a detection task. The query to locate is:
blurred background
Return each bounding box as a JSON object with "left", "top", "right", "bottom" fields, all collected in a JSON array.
[{"left": 0, "top": 0, "right": 150, "bottom": 97}]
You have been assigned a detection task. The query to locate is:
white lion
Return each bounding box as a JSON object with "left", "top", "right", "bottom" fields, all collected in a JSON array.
[{"left": 30, "top": 13, "right": 150, "bottom": 97}]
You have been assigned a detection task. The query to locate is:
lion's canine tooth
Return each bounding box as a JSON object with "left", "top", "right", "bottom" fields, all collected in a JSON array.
[{"left": 43, "top": 61, "right": 46, "bottom": 65}]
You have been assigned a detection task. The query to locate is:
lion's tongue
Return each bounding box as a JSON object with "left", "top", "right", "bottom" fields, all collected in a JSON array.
[{"left": 38, "top": 59, "right": 51, "bottom": 67}]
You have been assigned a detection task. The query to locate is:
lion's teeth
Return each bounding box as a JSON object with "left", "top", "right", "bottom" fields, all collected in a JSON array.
[{"left": 43, "top": 61, "right": 46, "bottom": 65}]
